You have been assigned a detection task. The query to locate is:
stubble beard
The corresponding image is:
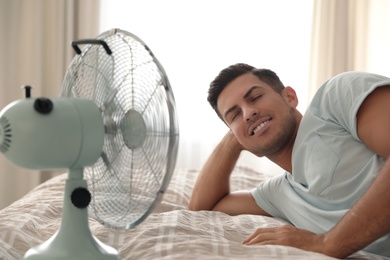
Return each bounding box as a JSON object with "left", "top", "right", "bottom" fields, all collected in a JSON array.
[{"left": 251, "top": 110, "right": 297, "bottom": 157}]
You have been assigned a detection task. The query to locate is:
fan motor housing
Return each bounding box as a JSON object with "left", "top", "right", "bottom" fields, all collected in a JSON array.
[
  {"left": 0, "top": 98, "right": 104, "bottom": 170},
  {"left": 0, "top": 116, "right": 12, "bottom": 153}
]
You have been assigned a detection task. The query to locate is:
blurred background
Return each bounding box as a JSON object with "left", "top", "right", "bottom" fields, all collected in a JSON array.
[{"left": 0, "top": 0, "right": 389, "bottom": 209}]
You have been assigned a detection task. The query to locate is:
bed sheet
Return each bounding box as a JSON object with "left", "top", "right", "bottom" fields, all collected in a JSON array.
[{"left": 0, "top": 167, "right": 381, "bottom": 259}]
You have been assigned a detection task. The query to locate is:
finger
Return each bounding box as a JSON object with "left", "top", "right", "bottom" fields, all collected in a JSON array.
[
  {"left": 243, "top": 228, "right": 266, "bottom": 244},
  {"left": 243, "top": 235, "right": 276, "bottom": 245},
  {"left": 242, "top": 228, "right": 276, "bottom": 245},
  {"left": 242, "top": 232, "right": 257, "bottom": 244},
  {"left": 242, "top": 225, "right": 294, "bottom": 245}
]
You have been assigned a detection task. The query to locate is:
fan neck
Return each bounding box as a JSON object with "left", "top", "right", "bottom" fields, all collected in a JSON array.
[{"left": 69, "top": 168, "right": 84, "bottom": 180}]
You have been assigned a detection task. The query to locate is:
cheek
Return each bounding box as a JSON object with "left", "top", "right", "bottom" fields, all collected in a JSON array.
[{"left": 230, "top": 123, "right": 245, "bottom": 141}]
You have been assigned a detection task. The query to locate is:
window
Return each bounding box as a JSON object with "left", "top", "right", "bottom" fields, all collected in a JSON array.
[{"left": 100, "top": 0, "right": 314, "bottom": 171}]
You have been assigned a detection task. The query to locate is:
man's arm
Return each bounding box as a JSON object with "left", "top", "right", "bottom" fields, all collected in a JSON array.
[
  {"left": 188, "top": 131, "right": 270, "bottom": 216},
  {"left": 320, "top": 85, "right": 390, "bottom": 256},
  {"left": 243, "top": 86, "right": 390, "bottom": 258}
]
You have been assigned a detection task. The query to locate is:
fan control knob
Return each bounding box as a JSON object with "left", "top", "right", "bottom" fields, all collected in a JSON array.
[
  {"left": 71, "top": 187, "right": 91, "bottom": 209},
  {"left": 34, "top": 98, "right": 53, "bottom": 114}
]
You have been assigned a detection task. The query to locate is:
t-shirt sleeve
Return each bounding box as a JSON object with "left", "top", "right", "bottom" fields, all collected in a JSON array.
[
  {"left": 250, "top": 173, "right": 290, "bottom": 219},
  {"left": 316, "top": 72, "right": 390, "bottom": 141}
]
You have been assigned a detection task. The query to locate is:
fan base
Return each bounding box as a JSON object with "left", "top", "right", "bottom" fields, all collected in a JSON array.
[
  {"left": 23, "top": 233, "right": 118, "bottom": 260},
  {"left": 23, "top": 173, "right": 119, "bottom": 260}
]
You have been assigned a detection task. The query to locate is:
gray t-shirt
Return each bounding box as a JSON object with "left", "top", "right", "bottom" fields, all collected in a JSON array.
[{"left": 251, "top": 71, "right": 390, "bottom": 257}]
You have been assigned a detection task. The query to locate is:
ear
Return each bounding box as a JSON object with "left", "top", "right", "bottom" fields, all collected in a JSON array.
[{"left": 282, "top": 86, "right": 299, "bottom": 109}]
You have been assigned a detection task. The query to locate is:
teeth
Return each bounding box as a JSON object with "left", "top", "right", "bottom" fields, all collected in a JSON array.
[{"left": 253, "top": 120, "right": 269, "bottom": 134}]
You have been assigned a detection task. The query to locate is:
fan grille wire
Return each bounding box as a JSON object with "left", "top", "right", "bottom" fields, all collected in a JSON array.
[{"left": 61, "top": 29, "right": 178, "bottom": 229}]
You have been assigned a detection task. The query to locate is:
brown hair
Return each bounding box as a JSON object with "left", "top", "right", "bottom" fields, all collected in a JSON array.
[{"left": 208, "top": 63, "right": 285, "bottom": 118}]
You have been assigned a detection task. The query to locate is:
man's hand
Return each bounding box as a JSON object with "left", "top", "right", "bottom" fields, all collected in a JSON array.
[{"left": 243, "top": 225, "right": 325, "bottom": 254}]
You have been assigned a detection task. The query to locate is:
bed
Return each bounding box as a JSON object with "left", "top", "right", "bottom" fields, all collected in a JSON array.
[{"left": 0, "top": 166, "right": 381, "bottom": 259}]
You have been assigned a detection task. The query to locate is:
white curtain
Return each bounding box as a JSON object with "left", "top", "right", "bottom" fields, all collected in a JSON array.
[
  {"left": 365, "top": 0, "right": 390, "bottom": 76},
  {"left": 3, "top": 0, "right": 388, "bottom": 210},
  {"left": 0, "top": 0, "right": 100, "bottom": 209},
  {"left": 308, "top": 0, "right": 390, "bottom": 99}
]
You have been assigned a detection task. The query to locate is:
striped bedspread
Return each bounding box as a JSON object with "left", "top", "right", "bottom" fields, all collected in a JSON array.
[{"left": 0, "top": 167, "right": 380, "bottom": 259}]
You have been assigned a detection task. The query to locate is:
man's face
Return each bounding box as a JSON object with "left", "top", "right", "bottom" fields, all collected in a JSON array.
[{"left": 217, "top": 73, "right": 298, "bottom": 157}]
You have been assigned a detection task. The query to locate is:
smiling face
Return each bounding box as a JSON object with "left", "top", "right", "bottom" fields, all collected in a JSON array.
[{"left": 217, "top": 73, "right": 299, "bottom": 157}]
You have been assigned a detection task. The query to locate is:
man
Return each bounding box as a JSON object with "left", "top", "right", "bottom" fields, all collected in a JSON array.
[{"left": 188, "top": 63, "right": 390, "bottom": 258}]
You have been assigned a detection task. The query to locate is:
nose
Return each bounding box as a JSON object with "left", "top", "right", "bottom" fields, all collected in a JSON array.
[{"left": 244, "top": 107, "right": 258, "bottom": 122}]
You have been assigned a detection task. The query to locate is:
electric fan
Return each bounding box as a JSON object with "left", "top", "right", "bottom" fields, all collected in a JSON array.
[{"left": 0, "top": 28, "right": 179, "bottom": 259}]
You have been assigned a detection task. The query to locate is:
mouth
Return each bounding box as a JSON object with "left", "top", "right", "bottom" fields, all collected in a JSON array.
[{"left": 250, "top": 118, "right": 272, "bottom": 136}]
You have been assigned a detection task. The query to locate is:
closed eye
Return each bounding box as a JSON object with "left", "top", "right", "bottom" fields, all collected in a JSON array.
[
  {"left": 251, "top": 94, "right": 262, "bottom": 102},
  {"left": 230, "top": 111, "right": 240, "bottom": 123}
]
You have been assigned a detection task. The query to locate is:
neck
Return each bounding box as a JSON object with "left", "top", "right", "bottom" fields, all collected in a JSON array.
[{"left": 266, "top": 111, "right": 302, "bottom": 173}]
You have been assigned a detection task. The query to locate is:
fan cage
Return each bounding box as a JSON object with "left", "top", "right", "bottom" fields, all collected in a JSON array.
[{"left": 61, "top": 29, "right": 179, "bottom": 229}]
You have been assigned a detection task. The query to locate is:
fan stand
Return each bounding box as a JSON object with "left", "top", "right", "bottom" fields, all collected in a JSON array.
[{"left": 23, "top": 168, "right": 119, "bottom": 260}]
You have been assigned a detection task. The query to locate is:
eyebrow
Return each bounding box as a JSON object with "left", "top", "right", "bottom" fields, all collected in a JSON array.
[{"left": 223, "top": 86, "right": 264, "bottom": 120}]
